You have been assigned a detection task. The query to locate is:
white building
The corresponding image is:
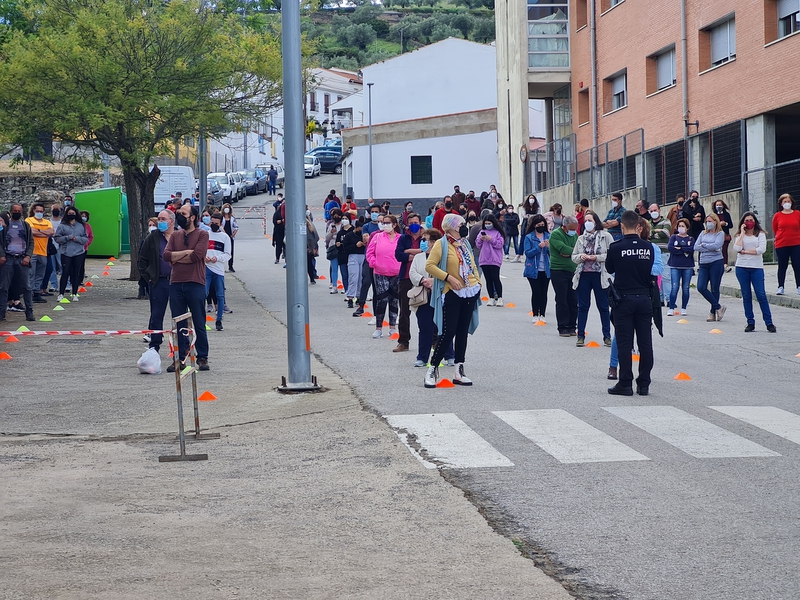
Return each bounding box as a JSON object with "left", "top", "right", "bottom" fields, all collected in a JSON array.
[
  {"left": 203, "top": 68, "right": 362, "bottom": 172},
  {"left": 340, "top": 38, "right": 499, "bottom": 205}
]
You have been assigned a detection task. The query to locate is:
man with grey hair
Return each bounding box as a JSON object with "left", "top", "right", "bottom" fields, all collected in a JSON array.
[
  {"left": 137, "top": 210, "right": 175, "bottom": 354},
  {"left": 549, "top": 214, "right": 580, "bottom": 337}
]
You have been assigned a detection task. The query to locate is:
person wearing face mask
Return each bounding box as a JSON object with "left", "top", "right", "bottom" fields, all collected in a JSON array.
[
  {"left": 220, "top": 203, "right": 238, "bottom": 274},
  {"left": 523, "top": 214, "right": 551, "bottom": 323},
  {"left": 667, "top": 193, "right": 686, "bottom": 230},
  {"left": 571, "top": 211, "right": 614, "bottom": 347},
  {"left": 501, "top": 204, "right": 520, "bottom": 260},
  {"left": 138, "top": 217, "right": 159, "bottom": 301},
  {"left": 325, "top": 209, "right": 345, "bottom": 294},
  {"left": 666, "top": 218, "right": 695, "bottom": 316},
  {"left": 0, "top": 203, "right": 35, "bottom": 322},
  {"left": 648, "top": 204, "right": 672, "bottom": 305},
  {"left": 476, "top": 213, "right": 506, "bottom": 306},
  {"left": 711, "top": 199, "right": 733, "bottom": 272},
  {"left": 424, "top": 214, "right": 481, "bottom": 387},
  {"left": 734, "top": 212, "right": 775, "bottom": 332},
  {"left": 334, "top": 213, "right": 354, "bottom": 305},
  {"left": 25, "top": 202, "right": 54, "bottom": 303},
  {"left": 199, "top": 209, "right": 213, "bottom": 232},
  {"left": 394, "top": 213, "right": 424, "bottom": 352},
  {"left": 272, "top": 197, "right": 286, "bottom": 264},
  {"left": 452, "top": 185, "right": 466, "bottom": 211},
  {"left": 424, "top": 204, "right": 439, "bottom": 229},
  {"left": 78, "top": 210, "right": 93, "bottom": 286},
  {"left": 139, "top": 211, "right": 175, "bottom": 352},
  {"left": 464, "top": 191, "right": 481, "bottom": 215},
  {"left": 365, "top": 214, "right": 401, "bottom": 339},
  {"left": 164, "top": 205, "right": 211, "bottom": 371},
  {"left": 549, "top": 215, "right": 580, "bottom": 336},
  {"left": 205, "top": 213, "right": 232, "bottom": 331},
  {"left": 694, "top": 213, "right": 726, "bottom": 322},
  {"left": 772, "top": 193, "right": 800, "bottom": 296},
  {"left": 467, "top": 210, "right": 487, "bottom": 277},
  {"left": 432, "top": 195, "right": 459, "bottom": 233},
  {"left": 603, "top": 193, "right": 625, "bottom": 241},
  {"left": 54, "top": 207, "right": 89, "bottom": 302},
  {"left": 399, "top": 202, "right": 414, "bottom": 232},
  {"left": 409, "top": 228, "right": 445, "bottom": 367},
  {"left": 515, "top": 195, "right": 540, "bottom": 262},
  {"left": 353, "top": 205, "right": 383, "bottom": 317},
  {"left": 63, "top": 196, "right": 74, "bottom": 209},
  {"left": 543, "top": 203, "right": 563, "bottom": 232},
  {"left": 46, "top": 204, "right": 63, "bottom": 293},
  {"left": 340, "top": 216, "right": 366, "bottom": 310},
  {"left": 306, "top": 215, "right": 320, "bottom": 284},
  {"left": 684, "top": 191, "right": 705, "bottom": 240}
]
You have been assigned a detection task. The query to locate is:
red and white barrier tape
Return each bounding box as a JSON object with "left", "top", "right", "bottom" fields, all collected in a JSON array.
[{"left": 1, "top": 329, "right": 171, "bottom": 337}]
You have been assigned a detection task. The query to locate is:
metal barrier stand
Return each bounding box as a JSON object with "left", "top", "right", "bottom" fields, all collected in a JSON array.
[{"left": 158, "top": 312, "right": 218, "bottom": 462}]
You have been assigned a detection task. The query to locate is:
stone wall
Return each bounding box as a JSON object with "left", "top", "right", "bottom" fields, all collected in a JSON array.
[{"left": 0, "top": 172, "right": 124, "bottom": 212}]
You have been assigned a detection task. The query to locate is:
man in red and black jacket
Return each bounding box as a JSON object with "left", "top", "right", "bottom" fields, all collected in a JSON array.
[{"left": 432, "top": 196, "right": 459, "bottom": 233}]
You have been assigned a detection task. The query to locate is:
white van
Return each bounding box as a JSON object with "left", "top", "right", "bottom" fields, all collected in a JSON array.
[{"left": 154, "top": 165, "right": 195, "bottom": 210}]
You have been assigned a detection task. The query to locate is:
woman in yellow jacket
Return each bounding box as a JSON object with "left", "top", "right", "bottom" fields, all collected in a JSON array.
[{"left": 424, "top": 213, "right": 482, "bottom": 388}]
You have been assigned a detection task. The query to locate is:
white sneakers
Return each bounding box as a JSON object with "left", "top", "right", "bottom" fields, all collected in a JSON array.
[
  {"left": 372, "top": 329, "right": 383, "bottom": 339},
  {"left": 487, "top": 298, "right": 495, "bottom": 307},
  {"left": 367, "top": 317, "right": 376, "bottom": 325},
  {"left": 424, "top": 365, "right": 438, "bottom": 388},
  {"left": 389, "top": 328, "right": 398, "bottom": 337},
  {"left": 71, "top": 294, "right": 79, "bottom": 302},
  {"left": 56, "top": 294, "right": 64, "bottom": 302},
  {"left": 453, "top": 363, "right": 472, "bottom": 386},
  {"left": 777, "top": 286, "right": 785, "bottom": 295},
  {"left": 667, "top": 309, "right": 674, "bottom": 316},
  {"left": 680, "top": 309, "right": 687, "bottom": 316},
  {"left": 495, "top": 297, "right": 504, "bottom": 307}
]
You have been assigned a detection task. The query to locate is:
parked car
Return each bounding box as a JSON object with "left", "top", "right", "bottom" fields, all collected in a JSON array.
[
  {"left": 315, "top": 150, "right": 343, "bottom": 174},
  {"left": 195, "top": 178, "right": 225, "bottom": 206},
  {"left": 231, "top": 171, "right": 246, "bottom": 200},
  {"left": 208, "top": 172, "right": 238, "bottom": 203},
  {"left": 240, "top": 169, "right": 267, "bottom": 195},
  {"left": 306, "top": 146, "right": 340, "bottom": 157},
  {"left": 255, "top": 163, "right": 285, "bottom": 189},
  {"left": 304, "top": 155, "right": 321, "bottom": 178}
]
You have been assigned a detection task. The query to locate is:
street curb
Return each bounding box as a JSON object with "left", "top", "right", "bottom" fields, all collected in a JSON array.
[{"left": 720, "top": 284, "right": 800, "bottom": 309}]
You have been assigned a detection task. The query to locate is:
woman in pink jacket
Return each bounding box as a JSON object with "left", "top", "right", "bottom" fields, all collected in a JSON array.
[
  {"left": 366, "top": 214, "right": 401, "bottom": 339},
  {"left": 476, "top": 212, "right": 506, "bottom": 306}
]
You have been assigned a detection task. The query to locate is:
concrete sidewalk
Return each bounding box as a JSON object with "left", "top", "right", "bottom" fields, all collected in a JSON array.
[
  {"left": 719, "top": 263, "right": 800, "bottom": 309},
  {"left": 0, "top": 257, "right": 571, "bottom": 599}
]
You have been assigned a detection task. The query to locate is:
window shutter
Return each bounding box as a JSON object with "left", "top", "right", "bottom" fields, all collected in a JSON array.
[
  {"left": 710, "top": 23, "right": 728, "bottom": 63},
  {"left": 612, "top": 73, "right": 626, "bottom": 94},
  {"left": 778, "top": 0, "right": 800, "bottom": 19},
  {"left": 657, "top": 50, "right": 674, "bottom": 89}
]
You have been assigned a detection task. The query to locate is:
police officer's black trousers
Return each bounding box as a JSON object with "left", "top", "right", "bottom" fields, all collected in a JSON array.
[{"left": 614, "top": 294, "right": 653, "bottom": 390}]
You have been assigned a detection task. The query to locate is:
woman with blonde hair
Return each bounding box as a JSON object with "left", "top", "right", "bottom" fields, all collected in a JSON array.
[
  {"left": 695, "top": 212, "right": 726, "bottom": 322},
  {"left": 424, "top": 213, "right": 481, "bottom": 388}
]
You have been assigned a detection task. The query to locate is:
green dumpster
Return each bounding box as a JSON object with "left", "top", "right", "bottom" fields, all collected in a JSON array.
[{"left": 73, "top": 187, "right": 124, "bottom": 257}]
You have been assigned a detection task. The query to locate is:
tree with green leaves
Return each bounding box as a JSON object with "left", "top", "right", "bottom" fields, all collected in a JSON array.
[{"left": 0, "top": 0, "right": 283, "bottom": 279}]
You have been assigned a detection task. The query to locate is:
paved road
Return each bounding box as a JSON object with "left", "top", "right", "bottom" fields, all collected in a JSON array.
[{"left": 233, "top": 177, "right": 800, "bottom": 600}]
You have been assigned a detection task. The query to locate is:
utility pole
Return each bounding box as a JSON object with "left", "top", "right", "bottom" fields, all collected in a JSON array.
[
  {"left": 367, "top": 82, "right": 374, "bottom": 200},
  {"left": 199, "top": 132, "right": 207, "bottom": 214},
  {"left": 279, "top": 0, "right": 317, "bottom": 391}
]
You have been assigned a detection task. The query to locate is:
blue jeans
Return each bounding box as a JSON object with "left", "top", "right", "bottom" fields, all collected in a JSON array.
[
  {"left": 205, "top": 269, "right": 225, "bottom": 322},
  {"left": 735, "top": 267, "right": 773, "bottom": 326},
  {"left": 503, "top": 236, "right": 519, "bottom": 256},
  {"left": 29, "top": 254, "right": 47, "bottom": 293},
  {"left": 610, "top": 336, "right": 618, "bottom": 368},
  {"left": 268, "top": 179, "right": 277, "bottom": 194},
  {"left": 659, "top": 252, "right": 670, "bottom": 303},
  {"left": 697, "top": 259, "right": 724, "bottom": 312},
  {"left": 329, "top": 255, "right": 339, "bottom": 287},
  {"left": 576, "top": 271, "right": 611, "bottom": 339},
  {"left": 48, "top": 253, "right": 61, "bottom": 289},
  {"left": 669, "top": 267, "right": 693, "bottom": 310},
  {"left": 169, "top": 282, "right": 209, "bottom": 360}
]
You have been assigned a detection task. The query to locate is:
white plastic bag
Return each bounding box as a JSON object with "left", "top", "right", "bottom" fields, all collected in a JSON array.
[{"left": 137, "top": 347, "right": 162, "bottom": 375}]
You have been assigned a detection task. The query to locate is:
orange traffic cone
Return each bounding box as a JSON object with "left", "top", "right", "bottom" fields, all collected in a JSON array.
[
  {"left": 85, "top": 281, "right": 93, "bottom": 287},
  {"left": 4, "top": 336, "right": 19, "bottom": 343},
  {"left": 674, "top": 372, "right": 692, "bottom": 380},
  {"left": 436, "top": 378, "right": 455, "bottom": 388},
  {"left": 0, "top": 351, "right": 11, "bottom": 360},
  {"left": 198, "top": 391, "right": 217, "bottom": 401},
  {"left": 585, "top": 341, "right": 601, "bottom": 348}
]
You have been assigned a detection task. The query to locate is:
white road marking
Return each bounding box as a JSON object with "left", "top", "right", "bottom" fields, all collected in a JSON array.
[
  {"left": 385, "top": 413, "right": 514, "bottom": 469},
  {"left": 604, "top": 406, "right": 781, "bottom": 458},
  {"left": 710, "top": 406, "right": 800, "bottom": 445},
  {"left": 492, "top": 409, "right": 649, "bottom": 464}
]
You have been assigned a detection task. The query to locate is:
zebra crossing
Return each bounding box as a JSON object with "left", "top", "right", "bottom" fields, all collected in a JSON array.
[{"left": 385, "top": 406, "right": 799, "bottom": 468}]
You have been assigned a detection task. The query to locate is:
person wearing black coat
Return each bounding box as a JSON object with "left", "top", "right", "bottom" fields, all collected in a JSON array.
[
  {"left": 272, "top": 203, "right": 286, "bottom": 263},
  {"left": 684, "top": 191, "right": 706, "bottom": 240}
]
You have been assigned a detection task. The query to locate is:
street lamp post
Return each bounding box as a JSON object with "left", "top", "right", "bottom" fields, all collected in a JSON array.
[{"left": 367, "top": 82, "right": 374, "bottom": 200}]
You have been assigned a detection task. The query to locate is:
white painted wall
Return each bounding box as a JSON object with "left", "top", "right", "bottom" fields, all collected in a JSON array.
[
  {"left": 344, "top": 129, "right": 498, "bottom": 201},
  {"left": 362, "top": 38, "right": 497, "bottom": 124}
]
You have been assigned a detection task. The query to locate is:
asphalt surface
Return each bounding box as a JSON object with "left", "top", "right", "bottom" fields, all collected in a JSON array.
[{"left": 236, "top": 174, "right": 800, "bottom": 600}]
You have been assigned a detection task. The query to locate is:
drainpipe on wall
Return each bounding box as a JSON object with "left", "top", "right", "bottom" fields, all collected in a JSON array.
[
  {"left": 590, "top": 0, "right": 598, "bottom": 150},
  {"left": 681, "top": 0, "right": 691, "bottom": 190}
]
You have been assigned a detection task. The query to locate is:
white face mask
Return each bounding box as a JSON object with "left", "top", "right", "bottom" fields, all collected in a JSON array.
[
  {"left": 342, "top": 219, "right": 350, "bottom": 226},
  {"left": 784, "top": 203, "right": 792, "bottom": 211},
  {"left": 584, "top": 220, "right": 596, "bottom": 232},
  {"left": 611, "top": 200, "right": 619, "bottom": 207},
  {"left": 223, "top": 208, "right": 230, "bottom": 214},
  {"left": 650, "top": 211, "right": 660, "bottom": 219},
  {"left": 149, "top": 225, "right": 157, "bottom": 232},
  {"left": 678, "top": 226, "right": 687, "bottom": 234},
  {"left": 705, "top": 222, "right": 715, "bottom": 230}
]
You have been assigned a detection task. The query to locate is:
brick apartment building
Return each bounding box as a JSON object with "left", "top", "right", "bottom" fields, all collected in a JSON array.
[{"left": 496, "top": 0, "right": 800, "bottom": 229}]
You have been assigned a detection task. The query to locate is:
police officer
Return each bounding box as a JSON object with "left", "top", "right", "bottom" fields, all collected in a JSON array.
[{"left": 605, "top": 210, "right": 654, "bottom": 396}]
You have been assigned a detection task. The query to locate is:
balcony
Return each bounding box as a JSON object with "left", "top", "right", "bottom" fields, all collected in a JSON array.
[{"left": 527, "top": 0, "right": 571, "bottom": 97}]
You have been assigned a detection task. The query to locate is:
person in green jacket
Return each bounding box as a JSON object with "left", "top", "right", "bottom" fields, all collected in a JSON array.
[{"left": 550, "top": 215, "right": 579, "bottom": 336}]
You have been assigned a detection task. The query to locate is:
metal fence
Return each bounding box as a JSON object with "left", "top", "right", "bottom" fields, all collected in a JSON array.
[
  {"left": 531, "top": 134, "right": 575, "bottom": 193},
  {"left": 744, "top": 157, "right": 800, "bottom": 236},
  {"left": 574, "top": 129, "right": 645, "bottom": 200}
]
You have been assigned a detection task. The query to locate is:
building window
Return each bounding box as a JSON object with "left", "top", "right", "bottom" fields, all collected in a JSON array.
[
  {"left": 324, "top": 93, "right": 330, "bottom": 115},
  {"left": 710, "top": 19, "right": 736, "bottom": 65},
  {"left": 410, "top": 156, "right": 432, "bottom": 185},
  {"left": 604, "top": 71, "right": 627, "bottom": 113},
  {"left": 578, "top": 89, "right": 590, "bottom": 126},
  {"left": 309, "top": 93, "right": 317, "bottom": 112},
  {"left": 778, "top": 0, "right": 800, "bottom": 37},
  {"left": 600, "top": 0, "right": 624, "bottom": 13},
  {"left": 183, "top": 136, "right": 195, "bottom": 148},
  {"left": 575, "top": 0, "right": 588, "bottom": 29},
  {"left": 527, "top": 1, "right": 569, "bottom": 70},
  {"left": 647, "top": 46, "right": 676, "bottom": 94}
]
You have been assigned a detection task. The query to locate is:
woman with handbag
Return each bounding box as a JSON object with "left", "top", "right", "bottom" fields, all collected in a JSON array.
[
  {"left": 424, "top": 213, "right": 482, "bottom": 388},
  {"left": 571, "top": 211, "right": 614, "bottom": 348},
  {"left": 523, "top": 214, "right": 551, "bottom": 323},
  {"left": 365, "top": 214, "right": 401, "bottom": 339},
  {"left": 408, "top": 228, "right": 443, "bottom": 367}
]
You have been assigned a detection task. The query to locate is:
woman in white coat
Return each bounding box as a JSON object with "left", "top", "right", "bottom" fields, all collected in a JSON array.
[{"left": 571, "top": 210, "right": 614, "bottom": 347}]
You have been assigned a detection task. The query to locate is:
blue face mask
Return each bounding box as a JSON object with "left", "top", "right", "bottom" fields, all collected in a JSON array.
[
  {"left": 408, "top": 223, "right": 421, "bottom": 234},
  {"left": 202, "top": 216, "right": 211, "bottom": 225},
  {"left": 157, "top": 221, "right": 169, "bottom": 232},
  {"left": 567, "top": 229, "right": 577, "bottom": 237},
  {"left": 371, "top": 212, "right": 379, "bottom": 222},
  {"left": 419, "top": 240, "right": 429, "bottom": 252}
]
